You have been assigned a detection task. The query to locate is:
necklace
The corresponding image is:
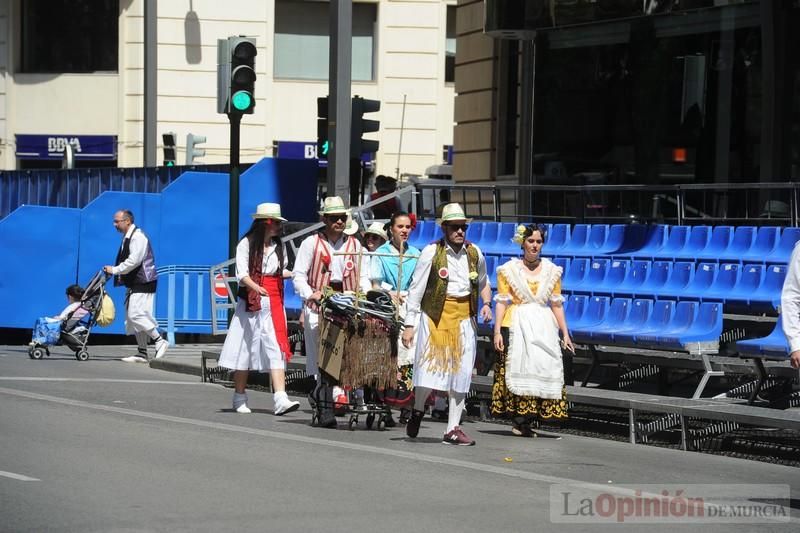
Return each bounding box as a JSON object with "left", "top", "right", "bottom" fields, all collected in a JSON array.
[{"left": 523, "top": 258, "right": 541, "bottom": 270}]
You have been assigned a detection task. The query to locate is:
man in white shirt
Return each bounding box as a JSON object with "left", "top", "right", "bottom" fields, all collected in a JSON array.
[
  {"left": 401, "top": 203, "right": 493, "bottom": 445},
  {"left": 780, "top": 243, "right": 800, "bottom": 369},
  {"left": 103, "top": 209, "right": 168, "bottom": 363},
  {"left": 292, "top": 197, "right": 364, "bottom": 427}
]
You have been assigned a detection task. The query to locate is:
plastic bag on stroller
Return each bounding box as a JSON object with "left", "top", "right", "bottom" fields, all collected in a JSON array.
[{"left": 32, "top": 318, "right": 62, "bottom": 345}]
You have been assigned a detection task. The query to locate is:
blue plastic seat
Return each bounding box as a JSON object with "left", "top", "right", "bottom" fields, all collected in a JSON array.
[
  {"left": 725, "top": 226, "right": 756, "bottom": 262},
  {"left": 636, "top": 300, "right": 697, "bottom": 347},
  {"left": 562, "top": 258, "right": 589, "bottom": 292},
  {"left": 632, "top": 300, "right": 676, "bottom": 344},
  {"left": 593, "top": 298, "right": 653, "bottom": 344},
  {"left": 596, "top": 259, "right": 628, "bottom": 294},
  {"left": 568, "top": 296, "right": 610, "bottom": 337},
  {"left": 676, "top": 225, "right": 711, "bottom": 260},
  {"left": 695, "top": 226, "right": 733, "bottom": 261},
  {"left": 564, "top": 294, "right": 588, "bottom": 324},
  {"left": 676, "top": 262, "right": 717, "bottom": 299},
  {"left": 573, "top": 258, "right": 609, "bottom": 294},
  {"left": 653, "top": 261, "right": 693, "bottom": 297},
  {"left": 737, "top": 317, "right": 790, "bottom": 359},
  {"left": 702, "top": 262, "right": 740, "bottom": 301},
  {"left": 466, "top": 222, "right": 486, "bottom": 247},
  {"left": 478, "top": 223, "right": 500, "bottom": 252},
  {"left": 653, "top": 225, "right": 690, "bottom": 259},
  {"left": 626, "top": 225, "right": 669, "bottom": 259},
  {"left": 727, "top": 263, "right": 764, "bottom": 310},
  {"left": 765, "top": 227, "right": 800, "bottom": 264},
  {"left": 749, "top": 264, "right": 787, "bottom": 311},
  {"left": 483, "top": 222, "right": 517, "bottom": 255},
  {"left": 552, "top": 257, "right": 570, "bottom": 273},
  {"left": 741, "top": 226, "right": 780, "bottom": 263},
  {"left": 613, "top": 260, "right": 650, "bottom": 296},
  {"left": 580, "top": 224, "right": 608, "bottom": 256},
  {"left": 559, "top": 224, "right": 590, "bottom": 256},
  {"left": 581, "top": 297, "right": 631, "bottom": 342},
  {"left": 640, "top": 260, "right": 671, "bottom": 296},
  {"left": 410, "top": 220, "right": 436, "bottom": 248},
  {"left": 544, "top": 224, "right": 569, "bottom": 255},
  {"left": 485, "top": 255, "right": 499, "bottom": 289},
  {"left": 594, "top": 224, "right": 627, "bottom": 255},
  {"left": 662, "top": 302, "right": 723, "bottom": 351}
]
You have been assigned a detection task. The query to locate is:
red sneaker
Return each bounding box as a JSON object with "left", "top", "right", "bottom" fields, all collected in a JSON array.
[{"left": 442, "top": 426, "right": 475, "bottom": 446}]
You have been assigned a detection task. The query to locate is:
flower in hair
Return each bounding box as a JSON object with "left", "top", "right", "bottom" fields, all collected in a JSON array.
[{"left": 511, "top": 225, "right": 527, "bottom": 245}]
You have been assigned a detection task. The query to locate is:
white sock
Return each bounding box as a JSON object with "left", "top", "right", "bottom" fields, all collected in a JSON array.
[
  {"left": 148, "top": 328, "right": 161, "bottom": 341},
  {"left": 273, "top": 390, "right": 287, "bottom": 403},
  {"left": 447, "top": 392, "right": 466, "bottom": 433},
  {"left": 414, "top": 386, "right": 431, "bottom": 412}
]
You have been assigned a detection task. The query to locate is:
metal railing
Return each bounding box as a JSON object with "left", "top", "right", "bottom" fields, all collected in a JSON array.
[
  {"left": 413, "top": 181, "right": 800, "bottom": 226},
  {"left": 154, "top": 265, "right": 218, "bottom": 344}
]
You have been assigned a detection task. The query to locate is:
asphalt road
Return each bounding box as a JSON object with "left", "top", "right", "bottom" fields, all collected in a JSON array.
[{"left": 1, "top": 345, "right": 798, "bottom": 533}]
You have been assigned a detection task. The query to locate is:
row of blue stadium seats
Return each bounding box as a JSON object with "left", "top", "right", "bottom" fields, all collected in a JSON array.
[
  {"left": 482, "top": 256, "right": 785, "bottom": 311},
  {"left": 408, "top": 220, "right": 800, "bottom": 265},
  {"left": 565, "top": 295, "right": 722, "bottom": 353}
]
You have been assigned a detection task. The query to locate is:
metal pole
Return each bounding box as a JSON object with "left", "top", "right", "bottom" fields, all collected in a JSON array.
[
  {"left": 228, "top": 112, "right": 241, "bottom": 295},
  {"left": 143, "top": 0, "right": 157, "bottom": 166},
  {"left": 395, "top": 94, "right": 407, "bottom": 180},
  {"left": 328, "top": 0, "right": 352, "bottom": 202}
]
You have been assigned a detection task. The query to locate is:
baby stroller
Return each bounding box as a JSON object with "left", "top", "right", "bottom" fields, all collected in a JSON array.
[{"left": 28, "top": 271, "right": 111, "bottom": 361}]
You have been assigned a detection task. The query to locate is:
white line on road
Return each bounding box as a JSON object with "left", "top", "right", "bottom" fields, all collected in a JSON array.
[
  {"left": 0, "top": 386, "right": 794, "bottom": 524},
  {"left": 0, "top": 378, "right": 207, "bottom": 385},
  {"left": 0, "top": 470, "right": 39, "bottom": 481}
]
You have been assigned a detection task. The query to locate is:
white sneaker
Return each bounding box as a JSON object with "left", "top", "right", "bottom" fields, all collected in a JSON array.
[
  {"left": 235, "top": 403, "right": 252, "bottom": 414},
  {"left": 121, "top": 355, "right": 148, "bottom": 363},
  {"left": 274, "top": 397, "right": 300, "bottom": 416},
  {"left": 154, "top": 338, "right": 169, "bottom": 359}
]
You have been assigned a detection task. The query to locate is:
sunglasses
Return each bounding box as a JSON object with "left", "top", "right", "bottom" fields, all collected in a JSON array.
[
  {"left": 325, "top": 214, "right": 347, "bottom": 222},
  {"left": 446, "top": 223, "right": 469, "bottom": 232}
]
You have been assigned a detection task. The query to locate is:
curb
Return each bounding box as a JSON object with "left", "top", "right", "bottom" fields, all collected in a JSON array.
[{"left": 149, "top": 358, "right": 202, "bottom": 378}]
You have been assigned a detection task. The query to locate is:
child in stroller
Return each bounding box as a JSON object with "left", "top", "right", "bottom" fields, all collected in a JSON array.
[{"left": 28, "top": 272, "right": 110, "bottom": 361}]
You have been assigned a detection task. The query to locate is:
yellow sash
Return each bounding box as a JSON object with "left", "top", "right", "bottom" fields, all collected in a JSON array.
[{"left": 423, "top": 296, "right": 470, "bottom": 374}]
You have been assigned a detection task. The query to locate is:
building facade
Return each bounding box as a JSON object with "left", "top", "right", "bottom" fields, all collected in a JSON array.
[
  {"left": 455, "top": 0, "right": 800, "bottom": 191},
  {"left": 0, "top": 0, "right": 457, "bottom": 177}
]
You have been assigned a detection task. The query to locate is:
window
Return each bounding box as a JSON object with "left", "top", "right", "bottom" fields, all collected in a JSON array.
[
  {"left": 20, "top": 0, "right": 118, "bottom": 73},
  {"left": 274, "top": 0, "right": 377, "bottom": 81},
  {"left": 445, "top": 5, "right": 456, "bottom": 83}
]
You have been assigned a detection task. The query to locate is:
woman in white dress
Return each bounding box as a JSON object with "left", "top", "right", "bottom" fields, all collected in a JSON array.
[
  {"left": 492, "top": 224, "right": 574, "bottom": 437},
  {"left": 218, "top": 203, "right": 300, "bottom": 416}
]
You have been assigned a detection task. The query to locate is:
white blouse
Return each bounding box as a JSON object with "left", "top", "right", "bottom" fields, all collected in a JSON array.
[{"left": 235, "top": 238, "right": 288, "bottom": 282}]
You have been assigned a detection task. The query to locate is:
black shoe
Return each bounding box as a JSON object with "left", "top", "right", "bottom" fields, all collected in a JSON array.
[
  {"left": 406, "top": 409, "right": 424, "bottom": 438},
  {"left": 384, "top": 414, "right": 397, "bottom": 428},
  {"left": 317, "top": 414, "right": 337, "bottom": 428},
  {"left": 399, "top": 408, "right": 410, "bottom": 425}
]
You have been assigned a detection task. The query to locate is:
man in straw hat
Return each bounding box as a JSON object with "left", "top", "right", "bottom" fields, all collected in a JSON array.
[
  {"left": 401, "top": 203, "right": 492, "bottom": 445},
  {"left": 292, "top": 196, "right": 368, "bottom": 427}
]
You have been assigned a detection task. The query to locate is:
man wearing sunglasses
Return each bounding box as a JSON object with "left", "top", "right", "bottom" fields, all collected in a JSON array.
[
  {"left": 293, "top": 196, "right": 366, "bottom": 427},
  {"left": 401, "top": 203, "right": 492, "bottom": 446}
]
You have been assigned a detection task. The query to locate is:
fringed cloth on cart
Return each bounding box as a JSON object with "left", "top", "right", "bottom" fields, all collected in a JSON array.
[{"left": 318, "top": 291, "right": 398, "bottom": 389}]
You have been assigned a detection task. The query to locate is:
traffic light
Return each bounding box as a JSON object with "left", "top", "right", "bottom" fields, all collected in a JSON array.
[
  {"left": 317, "top": 96, "right": 329, "bottom": 160},
  {"left": 217, "top": 36, "right": 257, "bottom": 115},
  {"left": 162, "top": 132, "right": 177, "bottom": 166},
  {"left": 186, "top": 134, "right": 206, "bottom": 165},
  {"left": 351, "top": 96, "right": 380, "bottom": 158}
]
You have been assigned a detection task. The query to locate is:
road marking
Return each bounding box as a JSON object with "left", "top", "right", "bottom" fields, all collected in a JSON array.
[
  {"left": 0, "top": 386, "right": 794, "bottom": 523},
  {"left": 0, "top": 470, "right": 39, "bottom": 481},
  {"left": 0, "top": 378, "right": 206, "bottom": 385}
]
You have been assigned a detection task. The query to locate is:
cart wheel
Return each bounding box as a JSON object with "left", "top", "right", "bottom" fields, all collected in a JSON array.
[
  {"left": 348, "top": 417, "right": 357, "bottom": 431},
  {"left": 377, "top": 417, "right": 386, "bottom": 431},
  {"left": 365, "top": 413, "right": 375, "bottom": 429},
  {"left": 30, "top": 348, "right": 44, "bottom": 360},
  {"left": 76, "top": 350, "right": 89, "bottom": 361}
]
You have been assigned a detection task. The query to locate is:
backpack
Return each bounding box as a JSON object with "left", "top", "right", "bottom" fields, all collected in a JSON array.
[{"left": 96, "top": 294, "right": 116, "bottom": 326}]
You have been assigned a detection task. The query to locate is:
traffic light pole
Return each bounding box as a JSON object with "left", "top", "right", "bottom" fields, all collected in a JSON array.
[
  {"left": 327, "top": 0, "right": 352, "bottom": 202},
  {"left": 228, "top": 112, "right": 241, "bottom": 324}
]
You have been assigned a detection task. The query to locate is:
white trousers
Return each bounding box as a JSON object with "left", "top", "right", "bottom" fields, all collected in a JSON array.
[
  {"left": 412, "top": 312, "right": 476, "bottom": 394},
  {"left": 125, "top": 292, "right": 158, "bottom": 336},
  {"left": 303, "top": 306, "right": 320, "bottom": 377}
]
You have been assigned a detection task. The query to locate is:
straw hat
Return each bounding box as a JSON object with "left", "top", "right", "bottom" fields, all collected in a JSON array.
[
  {"left": 343, "top": 211, "right": 360, "bottom": 236},
  {"left": 251, "top": 202, "right": 287, "bottom": 221},
  {"left": 436, "top": 203, "right": 471, "bottom": 225},
  {"left": 319, "top": 196, "right": 348, "bottom": 215},
  {"left": 364, "top": 222, "right": 388, "bottom": 241}
]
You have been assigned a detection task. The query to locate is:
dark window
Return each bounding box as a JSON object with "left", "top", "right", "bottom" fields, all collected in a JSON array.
[
  {"left": 20, "top": 0, "right": 119, "bottom": 73},
  {"left": 445, "top": 5, "right": 456, "bottom": 83}
]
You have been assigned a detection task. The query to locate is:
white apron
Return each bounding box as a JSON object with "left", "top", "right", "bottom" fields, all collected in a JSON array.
[
  {"left": 218, "top": 295, "right": 286, "bottom": 372},
  {"left": 501, "top": 258, "right": 564, "bottom": 399}
]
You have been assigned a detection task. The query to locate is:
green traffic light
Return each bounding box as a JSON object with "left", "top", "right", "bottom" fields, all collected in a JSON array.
[
  {"left": 322, "top": 140, "right": 329, "bottom": 156},
  {"left": 232, "top": 91, "right": 252, "bottom": 111},
  {"left": 166, "top": 161, "right": 174, "bottom": 167}
]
